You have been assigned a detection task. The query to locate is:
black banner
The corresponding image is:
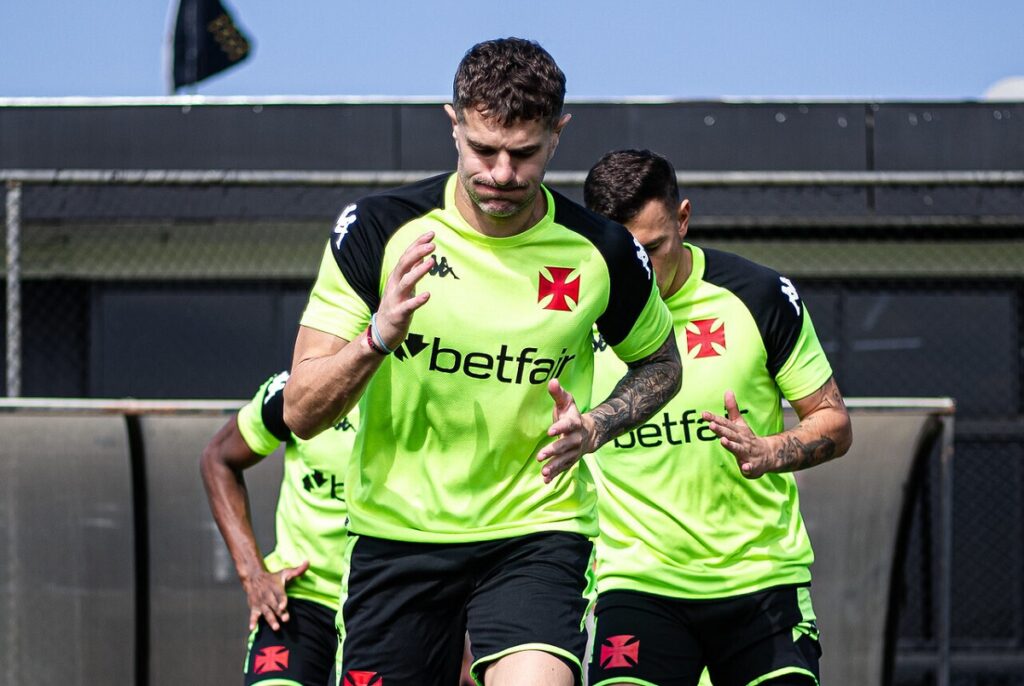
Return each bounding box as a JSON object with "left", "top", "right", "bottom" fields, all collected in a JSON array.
[{"left": 172, "top": 0, "right": 251, "bottom": 90}]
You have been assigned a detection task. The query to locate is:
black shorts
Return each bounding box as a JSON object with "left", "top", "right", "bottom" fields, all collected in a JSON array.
[
  {"left": 338, "top": 531, "right": 594, "bottom": 686},
  {"left": 589, "top": 585, "right": 821, "bottom": 686},
  {"left": 244, "top": 596, "right": 337, "bottom": 686}
]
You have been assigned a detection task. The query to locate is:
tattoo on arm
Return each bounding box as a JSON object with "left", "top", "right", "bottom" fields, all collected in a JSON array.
[
  {"left": 774, "top": 435, "right": 838, "bottom": 471},
  {"left": 588, "top": 333, "right": 682, "bottom": 451},
  {"left": 773, "top": 376, "right": 850, "bottom": 471}
]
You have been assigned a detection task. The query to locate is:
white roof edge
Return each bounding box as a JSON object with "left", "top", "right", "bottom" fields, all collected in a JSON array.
[{"left": 0, "top": 95, "right": 1000, "bottom": 108}]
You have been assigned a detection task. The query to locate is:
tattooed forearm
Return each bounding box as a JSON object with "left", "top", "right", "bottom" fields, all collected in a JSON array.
[
  {"left": 587, "top": 333, "right": 682, "bottom": 451},
  {"left": 769, "top": 376, "right": 852, "bottom": 472},
  {"left": 774, "top": 435, "right": 838, "bottom": 472}
]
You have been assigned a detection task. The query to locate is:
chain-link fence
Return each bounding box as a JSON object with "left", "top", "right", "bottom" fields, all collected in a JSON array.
[{"left": 3, "top": 169, "right": 1024, "bottom": 685}]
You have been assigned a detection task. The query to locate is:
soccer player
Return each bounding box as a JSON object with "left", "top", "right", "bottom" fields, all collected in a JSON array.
[
  {"left": 201, "top": 370, "right": 358, "bottom": 686},
  {"left": 283, "top": 39, "right": 681, "bottom": 686},
  {"left": 584, "top": 150, "right": 853, "bottom": 686}
]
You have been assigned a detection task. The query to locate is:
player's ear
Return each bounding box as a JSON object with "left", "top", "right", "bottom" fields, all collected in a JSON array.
[
  {"left": 553, "top": 112, "right": 572, "bottom": 135},
  {"left": 677, "top": 199, "right": 692, "bottom": 240},
  {"left": 546, "top": 113, "right": 572, "bottom": 160},
  {"left": 444, "top": 104, "right": 460, "bottom": 149}
]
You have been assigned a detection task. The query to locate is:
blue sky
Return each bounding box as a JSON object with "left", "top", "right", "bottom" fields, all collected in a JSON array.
[{"left": 2, "top": 0, "right": 1023, "bottom": 100}]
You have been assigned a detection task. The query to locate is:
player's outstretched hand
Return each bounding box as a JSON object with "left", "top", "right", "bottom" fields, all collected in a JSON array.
[
  {"left": 375, "top": 231, "right": 436, "bottom": 349},
  {"left": 702, "top": 391, "right": 773, "bottom": 478},
  {"left": 243, "top": 560, "right": 310, "bottom": 632},
  {"left": 537, "top": 378, "right": 595, "bottom": 484}
]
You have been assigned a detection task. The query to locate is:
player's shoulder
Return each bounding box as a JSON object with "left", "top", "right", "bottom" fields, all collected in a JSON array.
[
  {"left": 330, "top": 173, "right": 449, "bottom": 251},
  {"left": 700, "top": 246, "right": 806, "bottom": 328},
  {"left": 702, "top": 246, "right": 782, "bottom": 288},
  {"left": 550, "top": 187, "right": 631, "bottom": 245},
  {"left": 356, "top": 173, "right": 449, "bottom": 220},
  {"left": 549, "top": 187, "right": 649, "bottom": 271},
  {"left": 326, "top": 174, "right": 451, "bottom": 292},
  {"left": 703, "top": 246, "right": 792, "bottom": 298}
]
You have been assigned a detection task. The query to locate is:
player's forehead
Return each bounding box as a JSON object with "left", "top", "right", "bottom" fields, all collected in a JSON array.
[
  {"left": 625, "top": 198, "right": 677, "bottom": 243},
  {"left": 459, "top": 107, "right": 551, "bottom": 148}
]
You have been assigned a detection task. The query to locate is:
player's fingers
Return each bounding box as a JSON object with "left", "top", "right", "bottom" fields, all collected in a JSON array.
[
  {"left": 398, "top": 254, "right": 435, "bottom": 291},
  {"left": 710, "top": 422, "right": 743, "bottom": 445},
  {"left": 261, "top": 605, "right": 281, "bottom": 632},
  {"left": 705, "top": 416, "right": 733, "bottom": 434},
  {"left": 701, "top": 410, "right": 724, "bottom": 424},
  {"left": 719, "top": 437, "right": 744, "bottom": 458},
  {"left": 546, "top": 415, "right": 580, "bottom": 437},
  {"left": 284, "top": 560, "right": 310, "bottom": 580},
  {"left": 538, "top": 432, "right": 581, "bottom": 461},
  {"left": 394, "top": 235, "right": 436, "bottom": 275},
  {"left": 546, "top": 378, "right": 572, "bottom": 409},
  {"left": 541, "top": 453, "right": 581, "bottom": 483},
  {"left": 395, "top": 285, "right": 432, "bottom": 314},
  {"left": 724, "top": 390, "right": 742, "bottom": 420},
  {"left": 249, "top": 607, "right": 261, "bottom": 632},
  {"left": 399, "top": 231, "right": 436, "bottom": 258}
]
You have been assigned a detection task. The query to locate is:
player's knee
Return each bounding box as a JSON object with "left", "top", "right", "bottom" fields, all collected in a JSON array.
[{"left": 483, "top": 649, "right": 574, "bottom": 686}]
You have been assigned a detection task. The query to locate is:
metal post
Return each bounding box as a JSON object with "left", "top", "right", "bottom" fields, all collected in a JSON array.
[
  {"left": 5, "top": 180, "right": 21, "bottom": 397},
  {"left": 936, "top": 414, "right": 955, "bottom": 686}
]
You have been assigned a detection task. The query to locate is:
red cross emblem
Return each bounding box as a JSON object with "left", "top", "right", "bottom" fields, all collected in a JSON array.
[
  {"left": 538, "top": 266, "right": 580, "bottom": 311},
  {"left": 600, "top": 634, "right": 640, "bottom": 669},
  {"left": 253, "top": 645, "right": 289, "bottom": 674},
  {"left": 343, "top": 671, "right": 383, "bottom": 686},
  {"left": 686, "top": 318, "right": 726, "bottom": 358}
]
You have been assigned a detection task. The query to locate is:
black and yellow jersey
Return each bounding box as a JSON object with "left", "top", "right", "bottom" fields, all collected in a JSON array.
[
  {"left": 301, "top": 173, "right": 672, "bottom": 543},
  {"left": 589, "top": 244, "right": 832, "bottom": 598}
]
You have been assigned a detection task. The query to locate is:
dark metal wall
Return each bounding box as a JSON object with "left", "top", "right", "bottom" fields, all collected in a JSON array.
[{"left": 2, "top": 101, "right": 1020, "bottom": 173}]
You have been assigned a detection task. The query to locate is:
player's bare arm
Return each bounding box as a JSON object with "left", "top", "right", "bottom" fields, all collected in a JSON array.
[
  {"left": 285, "top": 232, "right": 435, "bottom": 438},
  {"left": 702, "top": 376, "right": 852, "bottom": 478},
  {"left": 537, "top": 332, "right": 681, "bottom": 483},
  {"left": 200, "top": 417, "right": 309, "bottom": 631}
]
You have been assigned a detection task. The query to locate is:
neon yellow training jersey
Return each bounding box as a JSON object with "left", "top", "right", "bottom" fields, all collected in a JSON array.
[
  {"left": 589, "top": 244, "right": 833, "bottom": 599},
  {"left": 301, "top": 173, "right": 672, "bottom": 543},
  {"left": 236, "top": 371, "right": 359, "bottom": 610}
]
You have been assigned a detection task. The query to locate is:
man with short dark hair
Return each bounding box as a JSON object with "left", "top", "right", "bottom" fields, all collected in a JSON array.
[
  {"left": 585, "top": 149, "right": 852, "bottom": 686},
  {"left": 284, "top": 41, "right": 681, "bottom": 686}
]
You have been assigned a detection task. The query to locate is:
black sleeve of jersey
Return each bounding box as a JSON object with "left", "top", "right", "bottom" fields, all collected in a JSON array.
[
  {"left": 702, "top": 248, "right": 805, "bottom": 378},
  {"left": 330, "top": 174, "right": 449, "bottom": 313},
  {"left": 551, "top": 192, "right": 655, "bottom": 348},
  {"left": 260, "top": 372, "right": 292, "bottom": 443}
]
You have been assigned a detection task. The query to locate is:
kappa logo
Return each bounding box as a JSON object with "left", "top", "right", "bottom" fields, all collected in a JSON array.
[
  {"left": 779, "top": 276, "right": 802, "bottom": 316},
  {"left": 632, "top": 237, "right": 652, "bottom": 280},
  {"left": 538, "top": 266, "right": 580, "bottom": 311},
  {"left": 592, "top": 332, "right": 608, "bottom": 352},
  {"left": 264, "top": 371, "right": 289, "bottom": 404},
  {"left": 333, "top": 204, "right": 358, "bottom": 249},
  {"left": 343, "top": 671, "right": 383, "bottom": 686},
  {"left": 253, "top": 645, "right": 289, "bottom": 674},
  {"left": 334, "top": 416, "right": 355, "bottom": 432},
  {"left": 686, "top": 318, "right": 726, "bottom": 358},
  {"left": 600, "top": 634, "right": 640, "bottom": 669},
  {"left": 429, "top": 255, "right": 460, "bottom": 279}
]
